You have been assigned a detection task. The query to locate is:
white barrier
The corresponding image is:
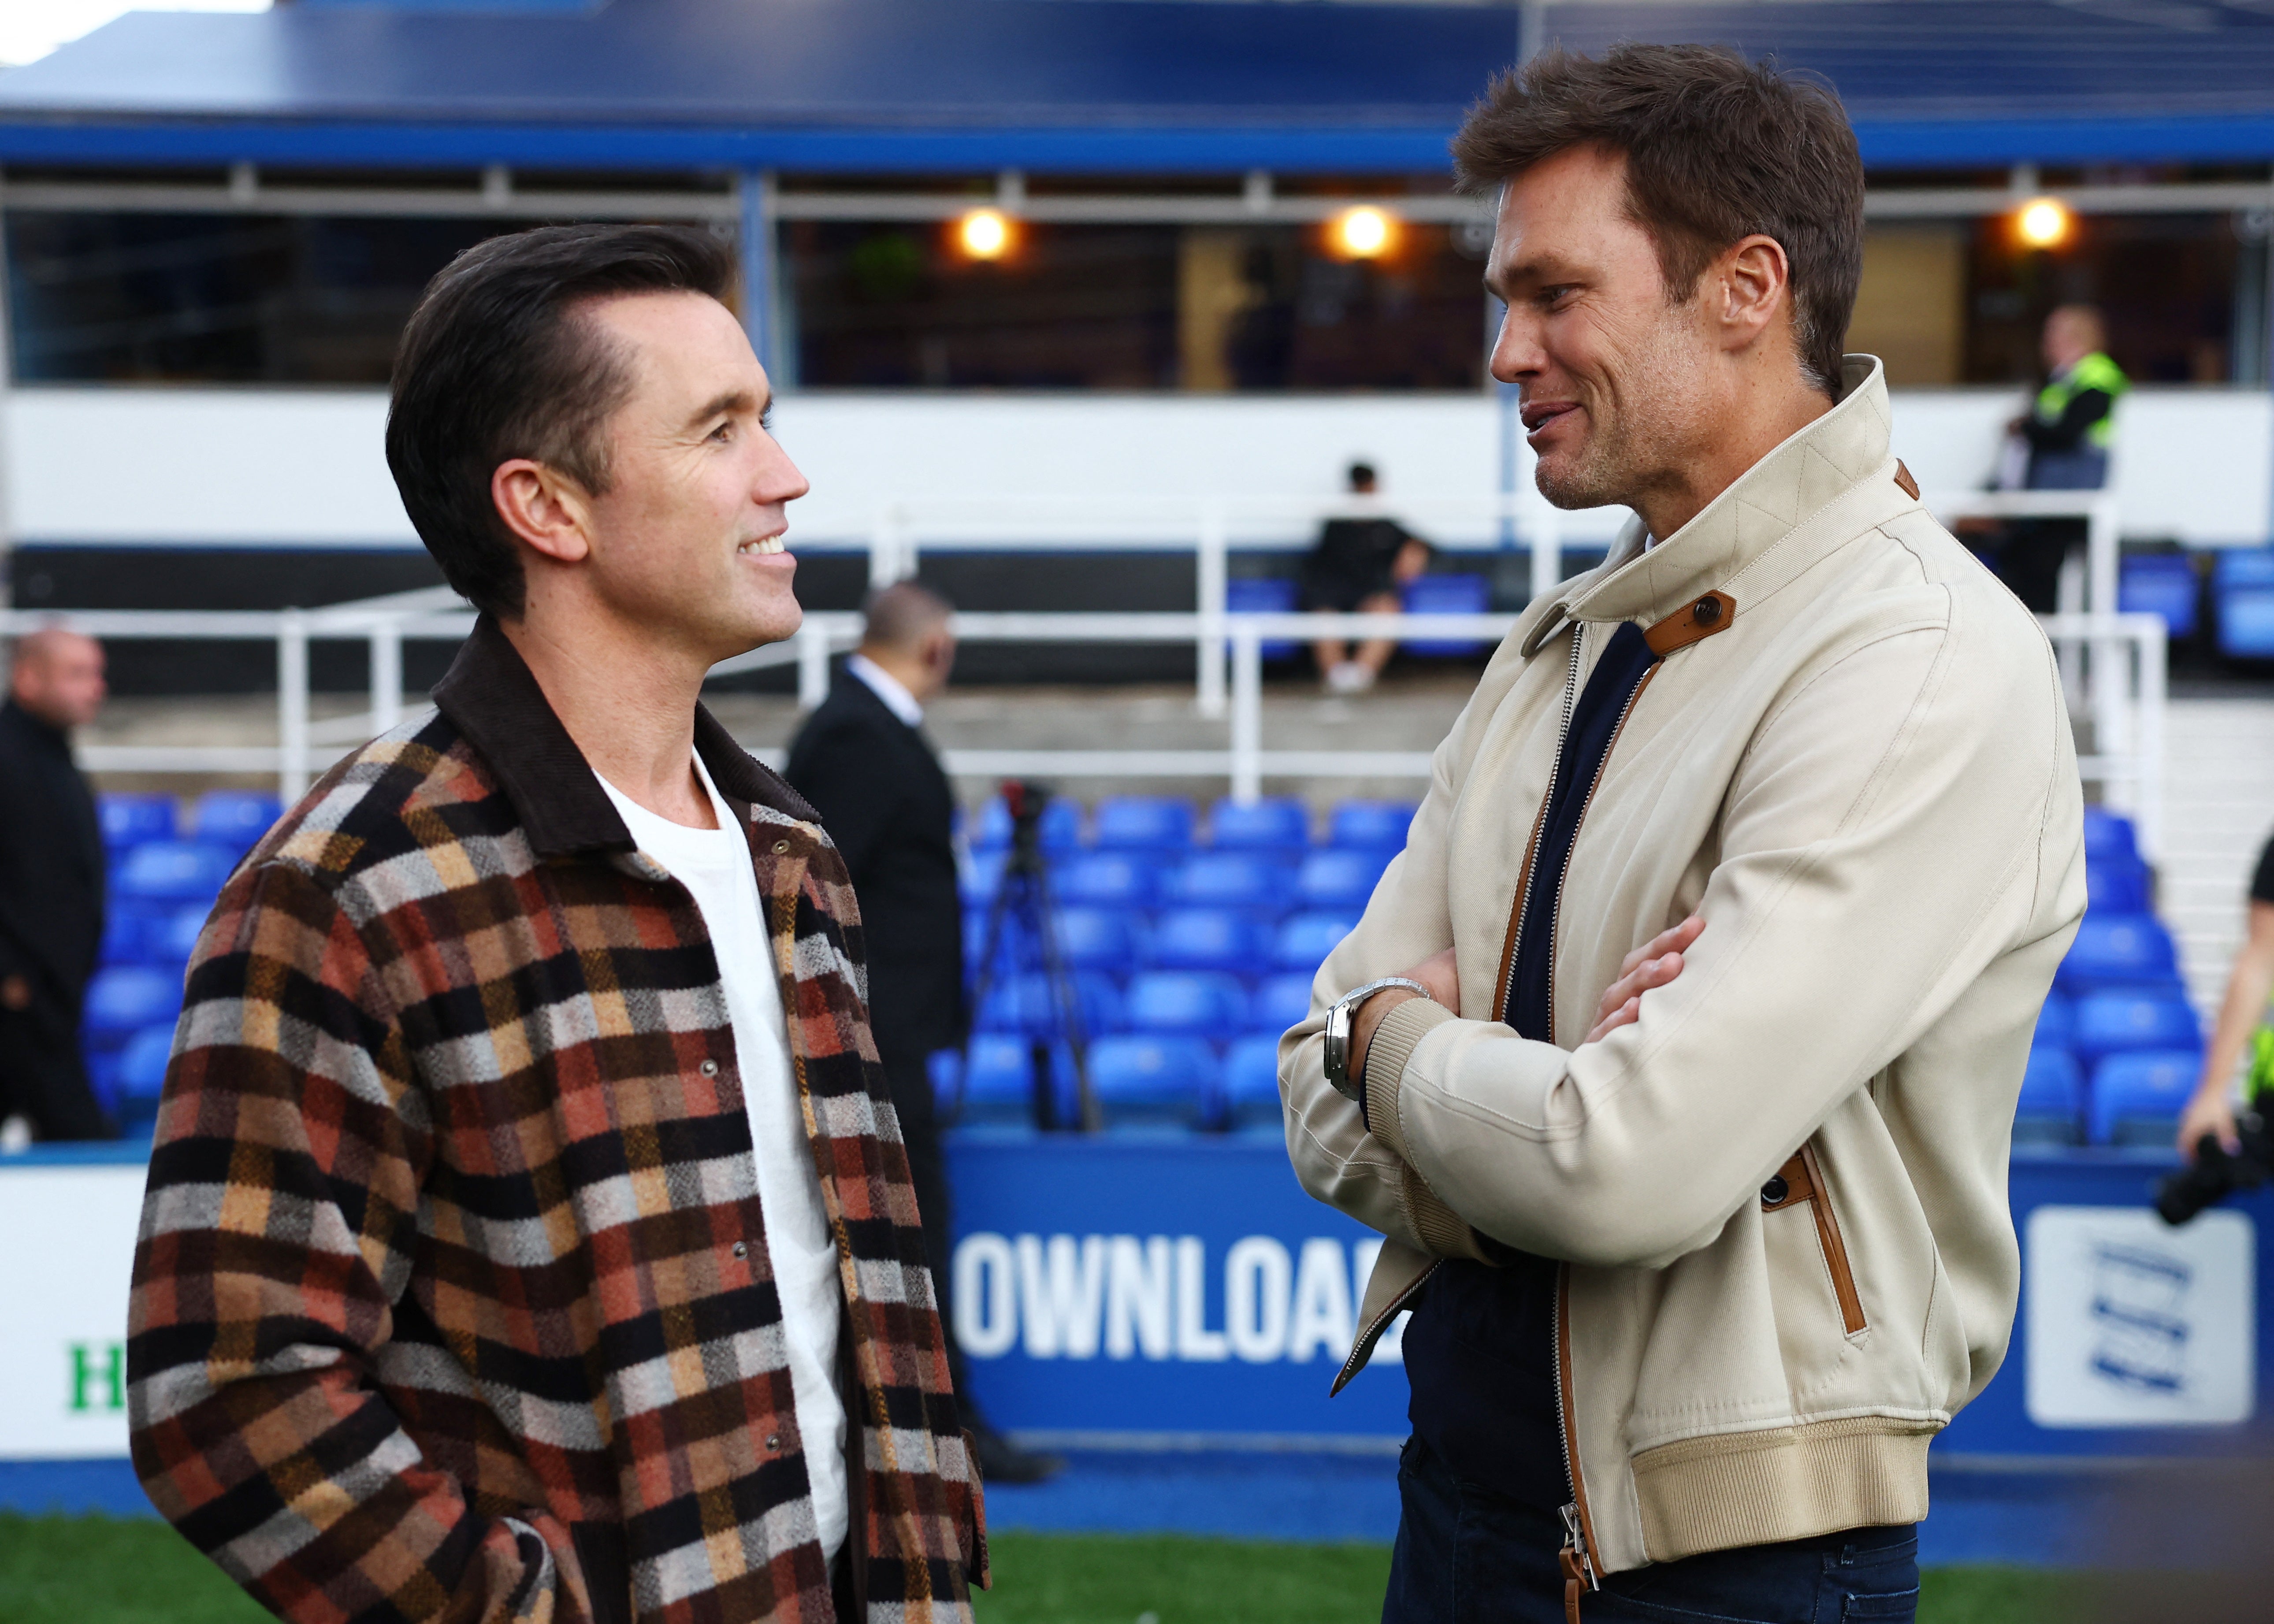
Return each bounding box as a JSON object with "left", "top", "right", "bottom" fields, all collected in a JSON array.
[{"left": 3, "top": 592, "right": 2169, "bottom": 858}]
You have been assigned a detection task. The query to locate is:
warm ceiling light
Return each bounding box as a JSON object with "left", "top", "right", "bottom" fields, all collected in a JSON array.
[
  {"left": 2015, "top": 196, "right": 2073, "bottom": 249},
  {"left": 956, "top": 208, "right": 1011, "bottom": 260},
  {"left": 1332, "top": 204, "right": 1397, "bottom": 259}
]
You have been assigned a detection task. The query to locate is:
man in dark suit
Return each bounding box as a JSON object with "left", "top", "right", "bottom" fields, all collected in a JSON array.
[
  {"left": 0, "top": 626, "right": 115, "bottom": 1145},
  {"left": 785, "top": 582, "right": 1059, "bottom": 1483}
]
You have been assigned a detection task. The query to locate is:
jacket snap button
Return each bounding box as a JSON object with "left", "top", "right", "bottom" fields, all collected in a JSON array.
[
  {"left": 1760, "top": 1175, "right": 1789, "bottom": 1205},
  {"left": 1694, "top": 595, "right": 1722, "bottom": 624},
  {"left": 766, "top": 1435, "right": 781, "bottom": 1450},
  {"left": 699, "top": 1059, "right": 718, "bottom": 1077},
  {"left": 732, "top": 1242, "right": 748, "bottom": 1259},
  {"left": 773, "top": 839, "right": 791, "bottom": 855}
]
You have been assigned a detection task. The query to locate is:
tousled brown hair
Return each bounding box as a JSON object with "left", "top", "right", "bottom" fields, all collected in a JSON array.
[{"left": 1453, "top": 43, "right": 1864, "bottom": 395}]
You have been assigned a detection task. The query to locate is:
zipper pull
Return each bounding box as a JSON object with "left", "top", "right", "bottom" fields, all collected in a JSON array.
[{"left": 1558, "top": 1502, "right": 1598, "bottom": 1623}]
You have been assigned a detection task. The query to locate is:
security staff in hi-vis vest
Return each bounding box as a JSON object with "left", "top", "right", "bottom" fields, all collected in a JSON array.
[{"left": 1997, "top": 304, "right": 2129, "bottom": 611}]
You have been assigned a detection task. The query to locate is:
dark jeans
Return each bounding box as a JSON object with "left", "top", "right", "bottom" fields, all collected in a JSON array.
[{"left": 1383, "top": 1438, "right": 1918, "bottom": 1624}]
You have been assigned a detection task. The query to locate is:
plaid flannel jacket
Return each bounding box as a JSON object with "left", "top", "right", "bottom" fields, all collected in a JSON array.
[{"left": 127, "top": 619, "right": 985, "bottom": 1624}]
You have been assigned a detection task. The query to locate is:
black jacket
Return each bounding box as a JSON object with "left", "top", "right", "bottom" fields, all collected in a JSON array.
[
  {"left": 784, "top": 670, "right": 966, "bottom": 1062},
  {"left": 0, "top": 697, "right": 105, "bottom": 1012}
]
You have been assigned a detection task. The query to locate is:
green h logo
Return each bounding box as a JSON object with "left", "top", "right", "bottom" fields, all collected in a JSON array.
[{"left": 67, "top": 1341, "right": 126, "bottom": 1413}]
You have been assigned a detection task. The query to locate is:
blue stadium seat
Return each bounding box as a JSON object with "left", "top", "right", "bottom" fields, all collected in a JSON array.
[
  {"left": 1052, "top": 851, "right": 1157, "bottom": 910},
  {"left": 1124, "top": 971, "right": 1248, "bottom": 1039},
  {"left": 970, "top": 794, "right": 1083, "bottom": 853},
  {"left": 83, "top": 966, "right": 182, "bottom": 1046},
  {"left": 113, "top": 841, "right": 239, "bottom": 903},
  {"left": 2211, "top": 548, "right": 2274, "bottom": 591},
  {"left": 1145, "top": 909, "right": 1271, "bottom": 973},
  {"left": 2014, "top": 1045, "right": 2084, "bottom": 1148},
  {"left": 959, "top": 850, "right": 1008, "bottom": 908},
  {"left": 2085, "top": 857, "right": 2151, "bottom": 916},
  {"left": 100, "top": 906, "right": 155, "bottom": 967},
  {"left": 930, "top": 1036, "right": 1054, "bottom": 1127},
  {"left": 1222, "top": 1035, "right": 1286, "bottom": 1130},
  {"left": 2217, "top": 587, "right": 2274, "bottom": 659},
  {"left": 1328, "top": 801, "right": 1416, "bottom": 852},
  {"left": 1089, "top": 1035, "right": 1221, "bottom": 1129},
  {"left": 1401, "top": 574, "right": 1491, "bottom": 656},
  {"left": 1208, "top": 796, "right": 1309, "bottom": 857},
  {"left": 1227, "top": 577, "right": 1300, "bottom": 659},
  {"left": 151, "top": 905, "right": 209, "bottom": 967},
  {"left": 2118, "top": 555, "right": 2198, "bottom": 640},
  {"left": 1251, "top": 972, "right": 1315, "bottom": 1034},
  {"left": 1296, "top": 848, "right": 1390, "bottom": 912},
  {"left": 1091, "top": 796, "right": 1194, "bottom": 856},
  {"left": 1272, "top": 912, "right": 1355, "bottom": 973},
  {"left": 2090, "top": 1050, "right": 2200, "bottom": 1147},
  {"left": 1161, "top": 852, "right": 1289, "bottom": 913},
  {"left": 2058, "top": 914, "right": 2178, "bottom": 992},
  {"left": 2080, "top": 807, "right": 2138, "bottom": 864},
  {"left": 976, "top": 971, "right": 1123, "bottom": 1038},
  {"left": 2033, "top": 992, "right": 2075, "bottom": 1051},
  {"left": 190, "top": 790, "right": 284, "bottom": 856},
  {"left": 98, "top": 793, "right": 175, "bottom": 851},
  {"left": 115, "top": 1025, "right": 176, "bottom": 1109},
  {"left": 1049, "top": 907, "right": 1140, "bottom": 971},
  {"left": 2073, "top": 990, "right": 2200, "bottom": 1061}
]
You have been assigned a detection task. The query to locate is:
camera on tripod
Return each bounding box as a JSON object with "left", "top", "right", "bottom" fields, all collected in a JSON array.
[
  {"left": 961, "top": 780, "right": 1101, "bottom": 1132},
  {"left": 2155, "top": 1108, "right": 2273, "bottom": 1226}
]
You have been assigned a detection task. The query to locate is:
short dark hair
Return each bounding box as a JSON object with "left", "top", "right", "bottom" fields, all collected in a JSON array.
[
  {"left": 860, "top": 581, "right": 955, "bottom": 651},
  {"left": 1346, "top": 462, "right": 1378, "bottom": 489},
  {"left": 1452, "top": 44, "right": 1864, "bottom": 395},
  {"left": 386, "top": 224, "right": 739, "bottom": 618}
]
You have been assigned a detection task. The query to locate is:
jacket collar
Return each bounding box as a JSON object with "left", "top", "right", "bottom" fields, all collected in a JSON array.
[
  {"left": 432, "top": 615, "right": 817, "bottom": 860},
  {"left": 1542, "top": 355, "right": 1894, "bottom": 640}
]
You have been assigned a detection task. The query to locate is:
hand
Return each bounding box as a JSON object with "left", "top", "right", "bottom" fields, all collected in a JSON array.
[
  {"left": 0, "top": 975, "right": 29, "bottom": 1012},
  {"left": 2176, "top": 1087, "right": 2241, "bottom": 1161},
  {"left": 1351, "top": 945, "right": 1458, "bottom": 1088},
  {"left": 1583, "top": 914, "right": 1705, "bottom": 1046}
]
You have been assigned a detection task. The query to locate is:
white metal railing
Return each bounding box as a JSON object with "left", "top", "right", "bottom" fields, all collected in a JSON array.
[
  {"left": 3, "top": 579, "right": 2165, "bottom": 856},
  {"left": 792, "top": 486, "right": 2125, "bottom": 724}
]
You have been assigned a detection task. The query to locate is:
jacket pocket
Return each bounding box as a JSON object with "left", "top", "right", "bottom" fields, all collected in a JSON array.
[
  {"left": 569, "top": 1522, "right": 633, "bottom": 1624},
  {"left": 1761, "top": 1144, "right": 1867, "bottom": 1336}
]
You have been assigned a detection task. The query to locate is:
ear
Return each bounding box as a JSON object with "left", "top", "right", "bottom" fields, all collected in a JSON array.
[
  {"left": 1715, "top": 233, "right": 1792, "bottom": 352},
  {"left": 491, "top": 458, "right": 596, "bottom": 566}
]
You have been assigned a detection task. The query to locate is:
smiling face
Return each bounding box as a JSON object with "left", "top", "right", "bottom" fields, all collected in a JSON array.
[
  {"left": 570, "top": 291, "right": 809, "bottom": 661},
  {"left": 1485, "top": 143, "right": 1724, "bottom": 519}
]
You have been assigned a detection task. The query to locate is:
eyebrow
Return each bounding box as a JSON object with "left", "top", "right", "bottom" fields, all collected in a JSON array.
[{"left": 684, "top": 388, "right": 769, "bottom": 433}]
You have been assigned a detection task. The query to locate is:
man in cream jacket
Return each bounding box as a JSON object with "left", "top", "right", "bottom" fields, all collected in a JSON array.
[{"left": 1282, "top": 46, "right": 2084, "bottom": 1624}]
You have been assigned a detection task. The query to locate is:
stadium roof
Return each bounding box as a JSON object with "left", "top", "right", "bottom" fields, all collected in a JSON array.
[{"left": 4, "top": 0, "right": 2274, "bottom": 174}]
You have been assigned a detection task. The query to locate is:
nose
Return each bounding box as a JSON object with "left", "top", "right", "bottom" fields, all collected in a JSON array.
[
  {"left": 755, "top": 434, "right": 811, "bottom": 509},
  {"left": 1489, "top": 303, "right": 1546, "bottom": 388}
]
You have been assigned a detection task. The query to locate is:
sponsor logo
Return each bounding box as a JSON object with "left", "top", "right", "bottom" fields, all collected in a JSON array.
[
  {"left": 953, "top": 1233, "right": 1402, "bottom": 1365},
  {"left": 67, "top": 1341, "right": 126, "bottom": 1414}
]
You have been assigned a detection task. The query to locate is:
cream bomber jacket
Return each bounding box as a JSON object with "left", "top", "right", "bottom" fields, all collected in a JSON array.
[{"left": 1280, "top": 357, "right": 2085, "bottom": 1579}]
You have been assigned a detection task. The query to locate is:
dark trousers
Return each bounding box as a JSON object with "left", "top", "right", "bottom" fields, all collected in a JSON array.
[
  {"left": 1383, "top": 1437, "right": 1918, "bottom": 1624},
  {"left": 0, "top": 994, "right": 114, "bottom": 1142},
  {"left": 879, "top": 1049, "right": 980, "bottom": 1416}
]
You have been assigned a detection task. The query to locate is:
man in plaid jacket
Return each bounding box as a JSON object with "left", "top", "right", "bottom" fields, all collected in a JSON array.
[{"left": 126, "top": 225, "right": 986, "bottom": 1624}]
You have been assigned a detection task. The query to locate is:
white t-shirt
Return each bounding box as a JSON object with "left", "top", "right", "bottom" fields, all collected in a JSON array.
[{"left": 595, "top": 756, "right": 848, "bottom": 1561}]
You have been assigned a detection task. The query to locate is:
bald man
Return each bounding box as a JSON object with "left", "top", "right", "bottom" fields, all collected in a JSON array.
[
  {"left": 785, "top": 584, "right": 1059, "bottom": 1484},
  {"left": 0, "top": 627, "right": 115, "bottom": 1143}
]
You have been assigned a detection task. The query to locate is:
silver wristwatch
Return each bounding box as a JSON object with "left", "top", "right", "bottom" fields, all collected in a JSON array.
[{"left": 1322, "top": 977, "right": 1435, "bottom": 1102}]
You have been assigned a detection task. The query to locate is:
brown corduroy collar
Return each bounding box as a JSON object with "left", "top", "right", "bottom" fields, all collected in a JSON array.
[{"left": 431, "top": 615, "right": 819, "bottom": 860}]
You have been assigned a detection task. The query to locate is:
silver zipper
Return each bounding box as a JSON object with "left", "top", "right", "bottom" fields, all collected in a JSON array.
[{"left": 1330, "top": 1260, "right": 1439, "bottom": 1394}]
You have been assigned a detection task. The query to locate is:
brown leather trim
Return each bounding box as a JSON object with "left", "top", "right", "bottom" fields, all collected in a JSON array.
[
  {"left": 1494, "top": 789, "right": 1553, "bottom": 1023},
  {"left": 1893, "top": 459, "right": 1921, "bottom": 500},
  {"left": 1801, "top": 1143, "right": 1868, "bottom": 1336},
  {"left": 1642, "top": 590, "right": 1736, "bottom": 656},
  {"left": 1555, "top": 1264, "right": 1601, "bottom": 1589},
  {"left": 1760, "top": 1146, "right": 1866, "bottom": 1335}
]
